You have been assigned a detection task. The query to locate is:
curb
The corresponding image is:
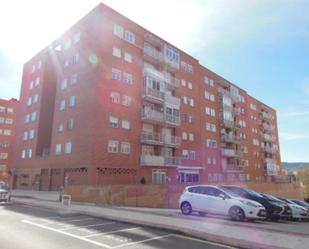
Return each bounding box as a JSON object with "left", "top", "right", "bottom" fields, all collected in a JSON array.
[{"left": 12, "top": 198, "right": 289, "bottom": 249}]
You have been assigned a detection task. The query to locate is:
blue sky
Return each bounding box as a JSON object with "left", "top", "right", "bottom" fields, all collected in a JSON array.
[{"left": 0, "top": 0, "right": 308, "bottom": 162}]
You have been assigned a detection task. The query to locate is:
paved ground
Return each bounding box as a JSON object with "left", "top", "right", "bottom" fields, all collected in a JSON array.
[{"left": 0, "top": 203, "right": 234, "bottom": 249}]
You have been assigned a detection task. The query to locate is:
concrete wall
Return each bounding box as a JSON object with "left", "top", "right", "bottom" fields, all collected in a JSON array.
[{"left": 64, "top": 182, "right": 304, "bottom": 209}]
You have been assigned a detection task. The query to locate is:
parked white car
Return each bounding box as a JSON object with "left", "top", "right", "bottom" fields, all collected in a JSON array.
[
  {"left": 0, "top": 181, "right": 10, "bottom": 204},
  {"left": 179, "top": 185, "right": 266, "bottom": 221},
  {"left": 278, "top": 197, "right": 309, "bottom": 221}
]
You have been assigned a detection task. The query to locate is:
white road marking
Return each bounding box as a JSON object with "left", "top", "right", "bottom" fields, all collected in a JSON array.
[
  {"left": 22, "top": 219, "right": 112, "bottom": 249},
  {"left": 174, "top": 234, "right": 236, "bottom": 248},
  {"left": 112, "top": 234, "right": 174, "bottom": 248},
  {"left": 84, "top": 227, "right": 141, "bottom": 238},
  {"left": 60, "top": 222, "right": 115, "bottom": 231},
  {"left": 41, "top": 217, "right": 96, "bottom": 225}
]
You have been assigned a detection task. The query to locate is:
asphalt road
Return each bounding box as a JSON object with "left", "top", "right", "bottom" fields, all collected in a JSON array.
[{"left": 0, "top": 203, "right": 234, "bottom": 249}]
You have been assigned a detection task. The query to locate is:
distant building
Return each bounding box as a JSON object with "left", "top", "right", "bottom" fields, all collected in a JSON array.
[
  {"left": 12, "top": 3, "right": 281, "bottom": 190},
  {"left": 0, "top": 98, "right": 18, "bottom": 182}
]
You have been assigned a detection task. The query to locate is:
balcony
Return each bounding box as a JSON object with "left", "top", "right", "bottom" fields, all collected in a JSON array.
[
  {"left": 264, "top": 146, "right": 276, "bottom": 154},
  {"left": 142, "top": 87, "right": 165, "bottom": 103},
  {"left": 221, "top": 119, "right": 236, "bottom": 129},
  {"left": 143, "top": 45, "right": 179, "bottom": 72},
  {"left": 265, "top": 163, "right": 279, "bottom": 176},
  {"left": 140, "top": 155, "right": 180, "bottom": 167},
  {"left": 144, "top": 33, "right": 164, "bottom": 48},
  {"left": 163, "top": 73, "right": 181, "bottom": 89},
  {"left": 165, "top": 94, "right": 180, "bottom": 106},
  {"left": 221, "top": 148, "right": 243, "bottom": 158},
  {"left": 260, "top": 111, "right": 272, "bottom": 120},
  {"left": 163, "top": 135, "right": 181, "bottom": 147},
  {"left": 218, "top": 87, "right": 241, "bottom": 102},
  {"left": 261, "top": 134, "right": 276, "bottom": 142},
  {"left": 221, "top": 133, "right": 242, "bottom": 144},
  {"left": 262, "top": 123, "right": 275, "bottom": 131},
  {"left": 141, "top": 109, "right": 165, "bottom": 124},
  {"left": 141, "top": 131, "right": 163, "bottom": 146},
  {"left": 165, "top": 114, "right": 180, "bottom": 127},
  {"left": 223, "top": 164, "right": 244, "bottom": 173}
]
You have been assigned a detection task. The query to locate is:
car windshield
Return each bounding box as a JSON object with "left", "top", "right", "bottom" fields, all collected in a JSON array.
[
  {"left": 292, "top": 200, "right": 309, "bottom": 207},
  {"left": 245, "top": 188, "right": 263, "bottom": 198},
  {"left": 0, "top": 182, "right": 9, "bottom": 191},
  {"left": 263, "top": 194, "right": 282, "bottom": 202}
]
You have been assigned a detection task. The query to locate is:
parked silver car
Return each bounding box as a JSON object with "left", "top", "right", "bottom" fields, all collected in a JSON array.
[{"left": 0, "top": 181, "right": 11, "bottom": 203}]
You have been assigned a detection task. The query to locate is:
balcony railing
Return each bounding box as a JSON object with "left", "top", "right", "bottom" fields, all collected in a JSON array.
[
  {"left": 165, "top": 114, "right": 180, "bottom": 127},
  {"left": 140, "top": 155, "right": 180, "bottom": 167},
  {"left": 223, "top": 164, "right": 244, "bottom": 172},
  {"left": 262, "top": 123, "right": 275, "bottom": 131},
  {"left": 143, "top": 70, "right": 180, "bottom": 89},
  {"left": 163, "top": 135, "right": 181, "bottom": 147},
  {"left": 144, "top": 33, "right": 164, "bottom": 47},
  {"left": 264, "top": 146, "right": 276, "bottom": 154},
  {"left": 221, "top": 148, "right": 243, "bottom": 158},
  {"left": 261, "top": 134, "right": 276, "bottom": 142},
  {"left": 218, "top": 87, "right": 241, "bottom": 102},
  {"left": 141, "top": 131, "right": 164, "bottom": 145},
  {"left": 265, "top": 163, "right": 279, "bottom": 176},
  {"left": 163, "top": 73, "right": 181, "bottom": 89},
  {"left": 142, "top": 87, "right": 165, "bottom": 103},
  {"left": 221, "top": 134, "right": 242, "bottom": 143},
  {"left": 141, "top": 109, "right": 165, "bottom": 124},
  {"left": 260, "top": 111, "right": 272, "bottom": 120},
  {"left": 165, "top": 94, "right": 180, "bottom": 106},
  {"left": 221, "top": 119, "right": 236, "bottom": 128}
]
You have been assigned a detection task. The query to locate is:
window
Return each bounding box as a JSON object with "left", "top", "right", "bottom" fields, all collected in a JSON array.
[
  {"left": 189, "top": 151, "right": 196, "bottom": 160},
  {"left": 64, "top": 59, "right": 69, "bottom": 68},
  {"left": 187, "top": 82, "right": 193, "bottom": 89},
  {"left": 205, "top": 91, "right": 215, "bottom": 102},
  {"left": 250, "top": 103, "right": 257, "bottom": 111},
  {"left": 206, "top": 139, "right": 217, "bottom": 148},
  {"left": 109, "top": 116, "right": 119, "bottom": 128},
  {"left": 21, "top": 150, "right": 26, "bottom": 159},
  {"left": 182, "top": 132, "right": 187, "bottom": 140},
  {"left": 3, "top": 129, "right": 11, "bottom": 136},
  {"left": 182, "top": 150, "right": 189, "bottom": 159},
  {"left": 181, "top": 79, "right": 186, "bottom": 87},
  {"left": 73, "top": 32, "right": 81, "bottom": 44},
  {"left": 204, "top": 76, "right": 214, "bottom": 87},
  {"left": 25, "top": 114, "right": 30, "bottom": 123},
  {"left": 112, "top": 68, "right": 121, "bottom": 81},
  {"left": 68, "top": 119, "right": 74, "bottom": 130},
  {"left": 122, "top": 119, "right": 130, "bottom": 129},
  {"left": 60, "top": 100, "right": 66, "bottom": 111},
  {"left": 179, "top": 172, "right": 199, "bottom": 183},
  {"left": 206, "top": 123, "right": 216, "bottom": 132},
  {"left": 27, "top": 97, "right": 32, "bottom": 106},
  {"left": 123, "top": 73, "right": 133, "bottom": 85},
  {"left": 33, "top": 94, "right": 39, "bottom": 103},
  {"left": 29, "top": 129, "right": 35, "bottom": 139},
  {"left": 0, "top": 153, "right": 8, "bottom": 159},
  {"left": 120, "top": 142, "right": 130, "bottom": 154},
  {"left": 71, "top": 73, "right": 78, "bottom": 85},
  {"left": 37, "top": 60, "right": 42, "bottom": 69},
  {"left": 20, "top": 174, "right": 29, "bottom": 185},
  {"left": 29, "top": 81, "right": 34, "bottom": 89},
  {"left": 189, "top": 133, "right": 194, "bottom": 141},
  {"left": 73, "top": 53, "right": 80, "bottom": 64},
  {"left": 23, "top": 131, "right": 28, "bottom": 141},
  {"left": 28, "top": 149, "right": 32, "bottom": 158},
  {"left": 31, "top": 64, "right": 36, "bottom": 73},
  {"left": 114, "top": 24, "right": 124, "bottom": 38},
  {"left": 64, "top": 39, "right": 71, "bottom": 50},
  {"left": 182, "top": 114, "right": 194, "bottom": 124},
  {"left": 181, "top": 61, "right": 193, "bottom": 73},
  {"left": 58, "top": 123, "right": 64, "bottom": 132},
  {"left": 0, "top": 142, "right": 9, "bottom": 148},
  {"left": 5, "top": 118, "right": 13, "bottom": 124},
  {"left": 31, "top": 112, "right": 36, "bottom": 121},
  {"left": 122, "top": 95, "right": 132, "bottom": 106},
  {"left": 69, "top": 96, "right": 76, "bottom": 107},
  {"left": 0, "top": 106, "right": 5, "bottom": 112},
  {"left": 7, "top": 107, "right": 13, "bottom": 113},
  {"left": 55, "top": 144, "right": 62, "bottom": 155},
  {"left": 108, "top": 140, "right": 118, "bottom": 153},
  {"left": 35, "top": 77, "right": 40, "bottom": 86},
  {"left": 152, "top": 170, "right": 166, "bottom": 185},
  {"left": 124, "top": 30, "right": 135, "bottom": 44},
  {"left": 113, "top": 47, "right": 121, "bottom": 58},
  {"left": 124, "top": 52, "right": 132, "bottom": 63},
  {"left": 65, "top": 142, "right": 72, "bottom": 154},
  {"left": 111, "top": 92, "right": 120, "bottom": 103},
  {"left": 61, "top": 79, "right": 68, "bottom": 90},
  {"left": 0, "top": 117, "right": 4, "bottom": 124},
  {"left": 207, "top": 157, "right": 216, "bottom": 165}
]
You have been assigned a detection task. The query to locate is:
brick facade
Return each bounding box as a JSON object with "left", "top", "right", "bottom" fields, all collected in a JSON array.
[{"left": 12, "top": 3, "right": 281, "bottom": 190}]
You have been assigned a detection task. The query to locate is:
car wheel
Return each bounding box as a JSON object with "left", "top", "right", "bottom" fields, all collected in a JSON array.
[
  {"left": 229, "top": 206, "right": 245, "bottom": 221},
  {"left": 181, "top": 202, "right": 192, "bottom": 215},
  {"left": 198, "top": 212, "right": 206, "bottom": 217}
]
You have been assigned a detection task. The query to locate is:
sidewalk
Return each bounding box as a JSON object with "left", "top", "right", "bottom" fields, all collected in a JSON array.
[{"left": 11, "top": 191, "right": 309, "bottom": 249}]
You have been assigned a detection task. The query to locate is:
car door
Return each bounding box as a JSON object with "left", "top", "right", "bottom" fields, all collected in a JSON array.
[
  {"left": 189, "top": 186, "right": 212, "bottom": 212},
  {"left": 205, "top": 187, "right": 230, "bottom": 215}
]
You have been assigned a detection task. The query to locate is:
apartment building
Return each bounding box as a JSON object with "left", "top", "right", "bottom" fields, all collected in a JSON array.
[
  {"left": 12, "top": 3, "right": 281, "bottom": 190},
  {"left": 0, "top": 98, "right": 18, "bottom": 182}
]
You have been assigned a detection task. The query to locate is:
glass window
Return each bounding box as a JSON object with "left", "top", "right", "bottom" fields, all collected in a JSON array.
[
  {"left": 28, "top": 149, "right": 32, "bottom": 158},
  {"left": 108, "top": 140, "right": 118, "bottom": 153},
  {"left": 124, "top": 30, "right": 135, "bottom": 44},
  {"left": 73, "top": 32, "right": 81, "bottom": 44},
  {"left": 113, "top": 47, "right": 121, "bottom": 58},
  {"left": 65, "top": 142, "right": 72, "bottom": 154},
  {"left": 61, "top": 79, "right": 68, "bottom": 90},
  {"left": 21, "top": 150, "right": 26, "bottom": 159},
  {"left": 69, "top": 96, "right": 76, "bottom": 107},
  {"left": 122, "top": 95, "right": 132, "bottom": 106},
  {"left": 111, "top": 92, "right": 120, "bottom": 103},
  {"left": 68, "top": 119, "right": 74, "bottom": 130},
  {"left": 114, "top": 24, "right": 124, "bottom": 38},
  {"left": 112, "top": 68, "right": 121, "bottom": 81},
  {"left": 120, "top": 142, "right": 130, "bottom": 154},
  {"left": 124, "top": 52, "right": 132, "bottom": 63},
  {"left": 23, "top": 131, "right": 28, "bottom": 141},
  {"left": 70, "top": 73, "right": 78, "bottom": 85},
  {"left": 31, "top": 112, "right": 36, "bottom": 121},
  {"left": 60, "top": 100, "right": 66, "bottom": 111},
  {"left": 33, "top": 94, "right": 39, "bottom": 103},
  {"left": 109, "top": 116, "right": 118, "bottom": 128},
  {"left": 58, "top": 123, "right": 64, "bottom": 132},
  {"left": 122, "top": 119, "right": 130, "bottom": 129},
  {"left": 35, "top": 77, "right": 40, "bottom": 86},
  {"left": 55, "top": 144, "right": 62, "bottom": 155},
  {"left": 123, "top": 73, "right": 133, "bottom": 85},
  {"left": 29, "top": 129, "right": 35, "bottom": 139},
  {"left": 27, "top": 97, "right": 32, "bottom": 106}
]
